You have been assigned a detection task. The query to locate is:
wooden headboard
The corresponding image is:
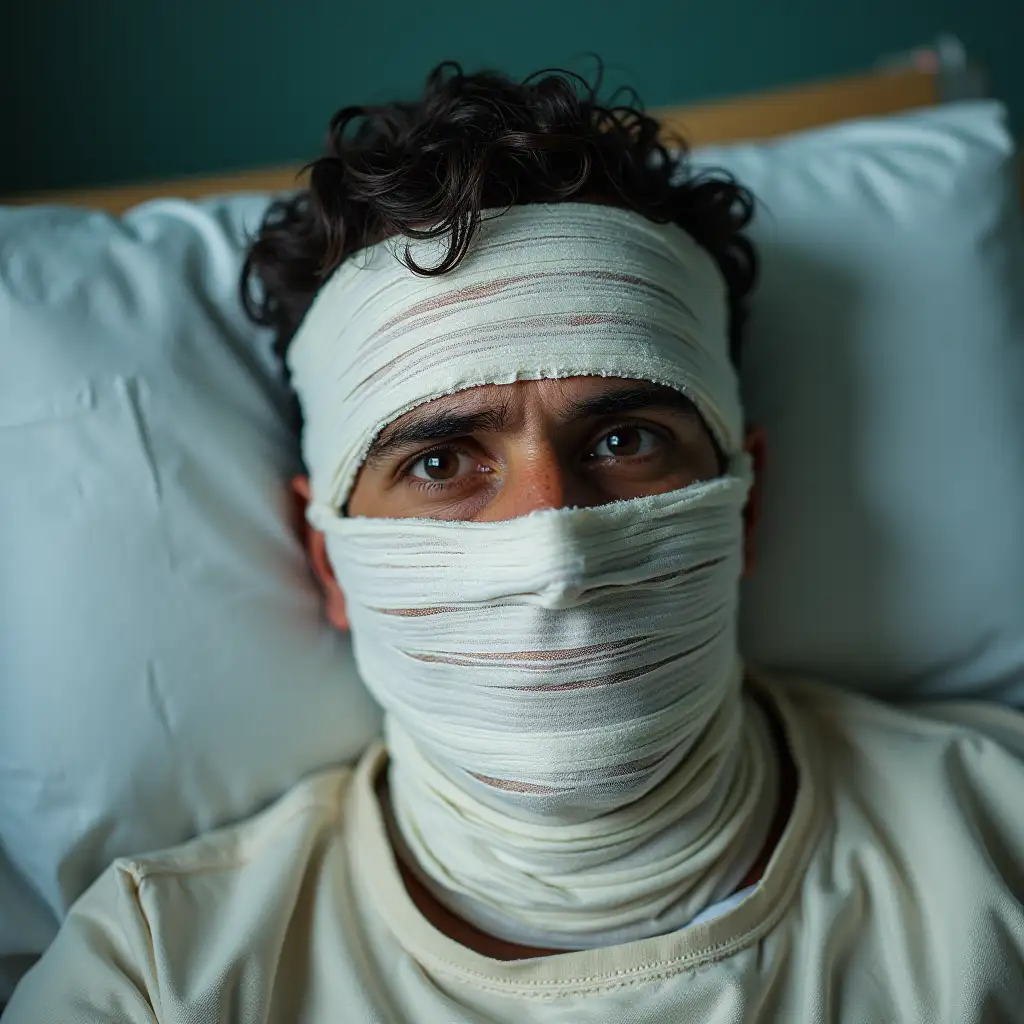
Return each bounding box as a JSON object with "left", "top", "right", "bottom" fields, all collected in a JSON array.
[{"left": 7, "top": 67, "right": 941, "bottom": 214}]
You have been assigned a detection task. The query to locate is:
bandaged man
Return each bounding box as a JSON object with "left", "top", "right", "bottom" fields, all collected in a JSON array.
[{"left": 8, "top": 63, "right": 1024, "bottom": 1023}]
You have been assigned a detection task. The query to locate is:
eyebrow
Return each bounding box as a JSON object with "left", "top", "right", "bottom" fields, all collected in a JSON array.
[{"left": 363, "top": 381, "right": 706, "bottom": 467}]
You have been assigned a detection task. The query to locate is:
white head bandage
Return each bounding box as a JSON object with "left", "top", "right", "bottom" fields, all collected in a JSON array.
[
  {"left": 288, "top": 203, "right": 777, "bottom": 949},
  {"left": 289, "top": 203, "right": 744, "bottom": 511}
]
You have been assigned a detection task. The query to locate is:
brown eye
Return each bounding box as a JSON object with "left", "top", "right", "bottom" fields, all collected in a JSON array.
[
  {"left": 593, "top": 426, "right": 657, "bottom": 459},
  {"left": 410, "top": 449, "right": 465, "bottom": 481}
]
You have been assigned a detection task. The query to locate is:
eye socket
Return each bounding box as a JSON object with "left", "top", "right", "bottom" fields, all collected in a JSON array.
[
  {"left": 590, "top": 425, "right": 661, "bottom": 459},
  {"left": 400, "top": 423, "right": 669, "bottom": 496}
]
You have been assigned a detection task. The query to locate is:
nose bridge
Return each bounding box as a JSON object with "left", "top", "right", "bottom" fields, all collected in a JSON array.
[
  {"left": 502, "top": 441, "right": 570, "bottom": 518},
  {"left": 482, "top": 382, "right": 597, "bottom": 521}
]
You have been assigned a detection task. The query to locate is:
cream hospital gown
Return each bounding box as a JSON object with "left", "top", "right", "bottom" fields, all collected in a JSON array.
[{"left": 6, "top": 676, "right": 1024, "bottom": 1023}]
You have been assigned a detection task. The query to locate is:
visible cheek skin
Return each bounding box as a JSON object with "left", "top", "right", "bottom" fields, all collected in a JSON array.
[
  {"left": 345, "top": 464, "right": 396, "bottom": 520},
  {"left": 684, "top": 432, "right": 724, "bottom": 486}
]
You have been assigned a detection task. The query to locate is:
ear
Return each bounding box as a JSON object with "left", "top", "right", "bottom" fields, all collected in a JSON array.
[
  {"left": 290, "top": 475, "right": 350, "bottom": 631},
  {"left": 742, "top": 427, "right": 766, "bottom": 578}
]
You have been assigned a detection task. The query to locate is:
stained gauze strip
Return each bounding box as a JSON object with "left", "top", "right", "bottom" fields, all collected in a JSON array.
[{"left": 289, "top": 202, "right": 777, "bottom": 949}]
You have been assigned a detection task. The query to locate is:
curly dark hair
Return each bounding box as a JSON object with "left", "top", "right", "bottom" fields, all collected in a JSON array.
[{"left": 241, "top": 61, "right": 757, "bottom": 367}]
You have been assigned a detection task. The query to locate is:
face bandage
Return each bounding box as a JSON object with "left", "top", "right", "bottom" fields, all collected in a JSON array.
[{"left": 288, "top": 203, "right": 778, "bottom": 948}]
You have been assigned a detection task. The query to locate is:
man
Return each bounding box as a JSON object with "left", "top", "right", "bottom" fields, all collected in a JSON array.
[{"left": 7, "top": 62, "right": 1024, "bottom": 1022}]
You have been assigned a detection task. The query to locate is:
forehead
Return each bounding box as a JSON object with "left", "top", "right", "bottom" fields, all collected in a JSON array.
[
  {"left": 368, "top": 376, "right": 713, "bottom": 454},
  {"left": 393, "top": 376, "right": 643, "bottom": 411},
  {"left": 386, "top": 376, "right": 685, "bottom": 421}
]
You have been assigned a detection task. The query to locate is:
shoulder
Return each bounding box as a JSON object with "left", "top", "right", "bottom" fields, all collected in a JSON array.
[
  {"left": 751, "top": 673, "right": 1024, "bottom": 1016},
  {"left": 114, "top": 764, "right": 355, "bottom": 886},
  {"left": 3, "top": 763, "right": 360, "bottom": 1019},
  {"left": 759, "top": 671, "right": 1024, "bottom": 771},
  {"left": 759, "top": 673, "right": 1024, "bottom": 912}
]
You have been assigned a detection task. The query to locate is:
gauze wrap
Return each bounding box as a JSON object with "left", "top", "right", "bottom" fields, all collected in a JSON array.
[{"left": 289, "top": 203, "right": 778, "bottom": 948}]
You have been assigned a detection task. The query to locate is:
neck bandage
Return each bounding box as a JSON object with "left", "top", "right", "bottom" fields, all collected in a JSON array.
[{"left": 289, "top": 203, "right": 778, "bottom": 948}]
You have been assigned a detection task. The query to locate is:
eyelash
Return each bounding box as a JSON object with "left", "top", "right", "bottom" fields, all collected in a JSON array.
[{"left": 401, "top": 421, "right": 666, "bottom": 493}]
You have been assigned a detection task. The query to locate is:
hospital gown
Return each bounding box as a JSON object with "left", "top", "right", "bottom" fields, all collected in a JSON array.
[{"left": 6, "top": 675, "right": 1024, "bottom": 1023}]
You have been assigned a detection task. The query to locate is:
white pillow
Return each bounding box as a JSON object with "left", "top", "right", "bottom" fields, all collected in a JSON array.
[
  {"left": 2, "top": 101, "right": 1022, "bottom": 996},
  {"left": 691, "top": 102, "right": 1024, "bottom": 702},
  {"left": 0, "top": 199, "right": 382, "bottom": 997}
]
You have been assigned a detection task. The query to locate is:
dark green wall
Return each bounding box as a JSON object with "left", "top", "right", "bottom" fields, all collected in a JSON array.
[{"left": 4, "top": 0, "right": 1021, "bottom": 195}]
